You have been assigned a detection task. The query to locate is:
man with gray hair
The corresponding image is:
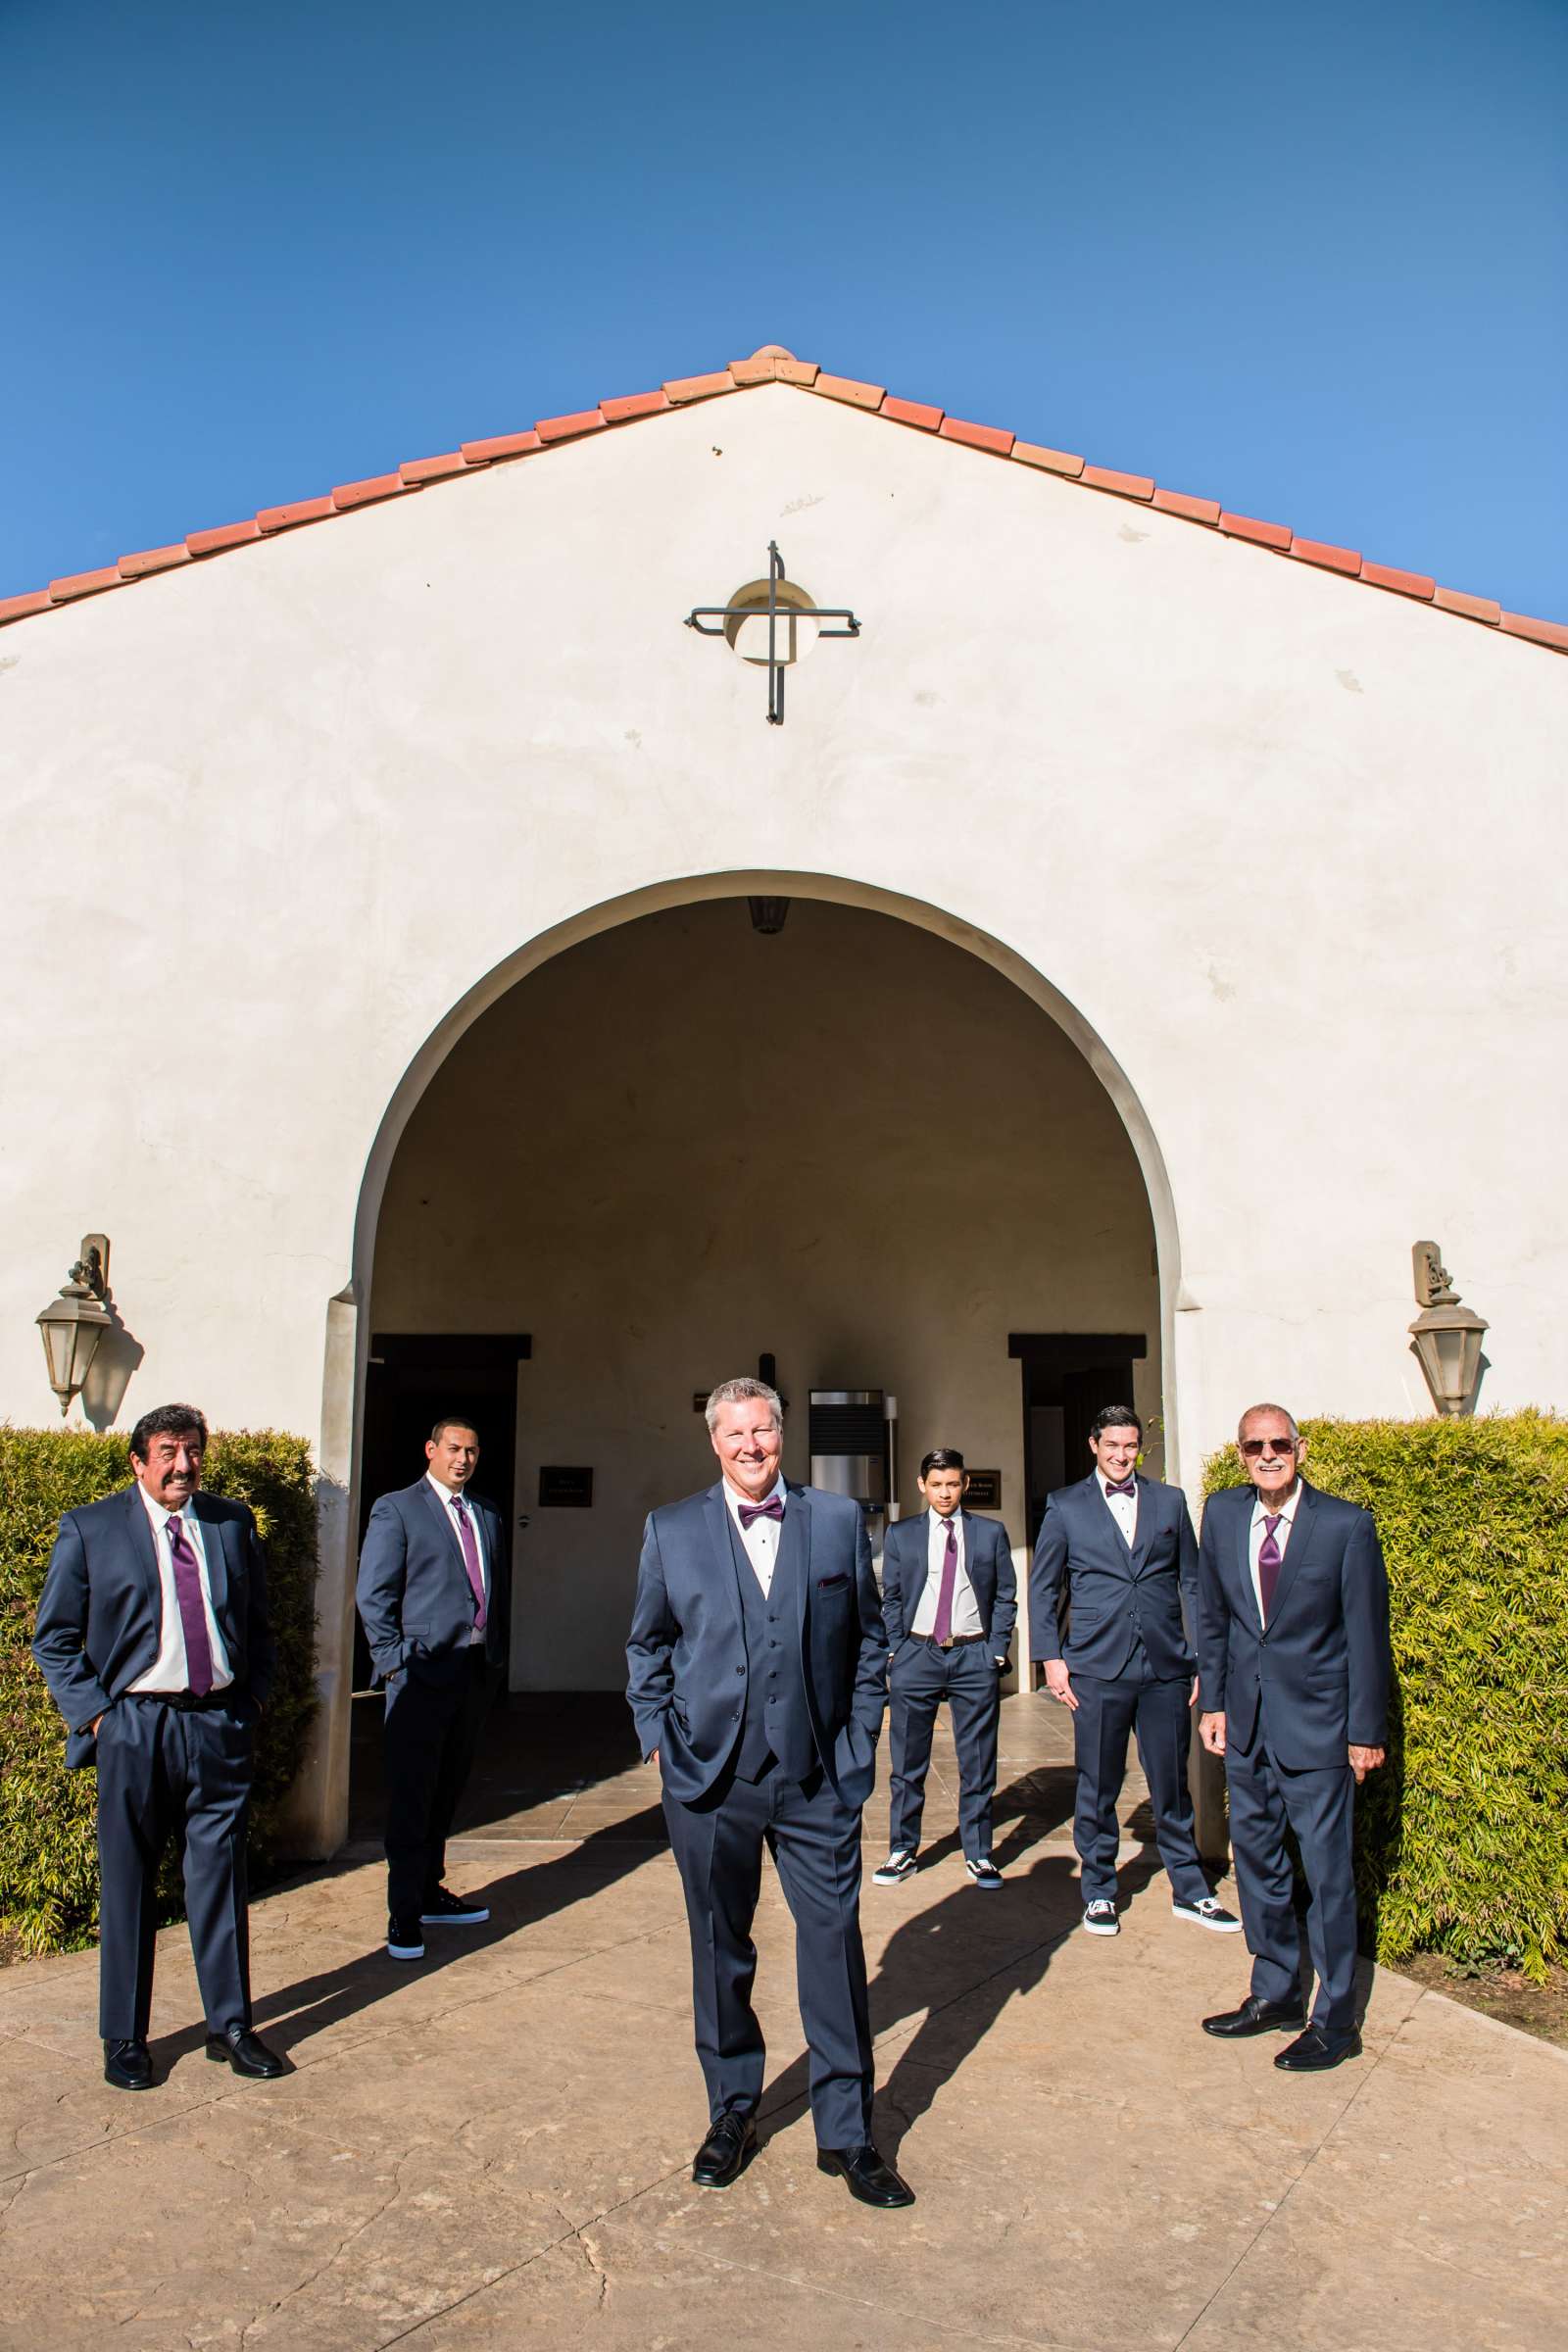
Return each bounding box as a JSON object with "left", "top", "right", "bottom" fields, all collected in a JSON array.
[{"left": 626, "top": 1378, "right": 909, "bottom": 2206}]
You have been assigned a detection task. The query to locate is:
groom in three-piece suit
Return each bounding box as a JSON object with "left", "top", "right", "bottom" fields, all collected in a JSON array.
[
  {"left": 31, "top": 1403, "right": 283, "bottom": 2089},
  {"left": 626, "top": 1377, "right": 912, "bottom": 2208},
  {"left": 1197, "top": 1402, "right": 1391, "bottom": 2072},
  {"left": 1031, "top": 1404, "right": 1240, "bottom": 1938}
]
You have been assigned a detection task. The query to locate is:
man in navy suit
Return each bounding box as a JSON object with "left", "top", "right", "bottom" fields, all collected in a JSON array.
[
  {"left": 873, "top": 1447, "right": 1015, "bottom": 1891},
  {"left": 1031, "top": 1405, "right": 1240, "bottom": 1939},
  {"left": 626, "top": 1377, "right": 911, "bottom": 2208},
  {"left": 357, "top": 1417, "right": 511, "bottom": 1961},
  {"left": 1197, "top": 1402, "right": 1391, "bottom": 2071},
  {"left": 31, "top": 1403, "right": 282, "bottom": 2089}
]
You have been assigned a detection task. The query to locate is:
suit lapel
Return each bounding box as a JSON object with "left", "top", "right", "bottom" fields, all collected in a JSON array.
[
  {"left": 783, "top": 1482, "right": 811, "bottom": 1643},
  {"left": 417, "top": 1477, "right": 467, "bottom": 1570},
  {"left": 1234, "top": 1495, "right": 1259, "bottom": 1627},
  {"left": 189, "top": 1494, "right": 229, "bottom": 1617},
  {"left": 1265, "top": 1482, "right": 1318, "bottom": 1628},
  {"left": 1129, "top": 1477, "right": 1154, "bottom": 1574},
  {"left": 1085, "top": 1474, "right": 1134, "bottom": 1567},
  {"left": 121, "top": 1487, "right": 164, "bottom": 1621},
  {"left": 704, "top": 1485, "right": 747, "bottom": 1629}
]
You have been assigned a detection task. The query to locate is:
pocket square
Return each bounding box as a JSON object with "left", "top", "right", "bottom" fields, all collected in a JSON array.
[{"left": 816, "top": 1573, "right": 851, "bottom": 1590}]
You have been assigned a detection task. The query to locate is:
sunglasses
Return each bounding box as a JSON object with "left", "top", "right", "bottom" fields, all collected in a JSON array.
[{"left": 1239, "top": 1438, "right": 1297, "bottom": 1460}]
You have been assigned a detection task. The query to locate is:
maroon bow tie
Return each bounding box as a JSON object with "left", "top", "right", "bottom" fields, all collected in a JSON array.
[
  {"left": 1103, "top": 1478, "right": 1136, "bottom": 1498},
  {"left": 738, "top": 1495, "right": 785, "bottom": 1530}
]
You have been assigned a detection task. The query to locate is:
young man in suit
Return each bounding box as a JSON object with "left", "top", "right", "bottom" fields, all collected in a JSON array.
[
  {"left": 873, "top": 1447, "right": 1015, "bottom": 1891},
  {"left": 1031, "top": 1404, "right": 1240, "bottom": 1939},
  {"left": 1197, "top": 1402, "right": 1392, "bottom": 2072},
  {"left": 31, "top": 1403, "right": 283, "bottom": 2089},
  {"left": 357, "top": 1417, "right": 511, "bottom": 1962},
  {"left": 626, "top": 1377, "right": 911, "bottom": 2209}
]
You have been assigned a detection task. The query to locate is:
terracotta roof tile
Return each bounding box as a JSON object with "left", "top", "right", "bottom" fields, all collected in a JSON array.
[
  {"left": 49, "top": 565, "right": 122, "bottom": 600},
  {"left": 186, "top": 518, "right": 262, "bottom": 556},
  {"left": 461, "top": 429, "right": 541, "bottom": 463},
  {"left": 1360, "top": 560, "right": 1435, "bottom": 601},
  {"left": 331, "top": 473, "right": 405, "bottom": 512},
  {"left": 881, "top": 395, "right": 944, "bottom": 432},
  {"left": 1499, "top": 610, "right": 1568, "bottom": 651},
  {"left": 257, "top": 496, "right": 335, "bottom": 533},
  {"left": 1151, "top": 487, "right": 1221, "bottom": 524},
  {"left": 0, "top": 344, "right": 1558, "bottom": 652},
  {"left": 940, "top": 416, "right": 1014, "bottom": 457},
  {"left": 600, "top": 390, "right": 669, "bottom": 423},
  {"left": 118, "top": 542, "right": 192, "bottom": 579},
  {"left": 812, "top": 371, "right": 885, "bottom": 411},
  {"left": 1218, "top": 512, "right": 1293, "bottom": 551},
  {"left": 1082, "top": 465, "right": 1153, "bottom": 501},
  {"left": 1433, "top": 585, "right": 1501, "bottom": 625},
  {"left": 1012, "top": 440, "right": 1085, "bottom": 478},
  {"left": 1290, "top": 535, "right": 1361, "bottom": 576}
]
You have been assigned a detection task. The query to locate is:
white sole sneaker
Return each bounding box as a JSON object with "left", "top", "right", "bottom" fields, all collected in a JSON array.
[
  {"left": 872, "top": 1856, "right": 917, "bottom": 1887},
  {"left": 1081, "top": 1911, "right": 1119, "bottom": 1936},
  {"left": 1172, "top": 1902, "right": 1244, "bottom": 1934}
]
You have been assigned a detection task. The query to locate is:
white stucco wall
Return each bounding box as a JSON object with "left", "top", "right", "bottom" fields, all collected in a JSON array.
[{"left": 3, "top": 379, "right": 1563, "bottom": 1839}]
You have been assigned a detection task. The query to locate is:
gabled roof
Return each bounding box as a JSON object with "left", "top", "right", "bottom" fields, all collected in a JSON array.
[{"left": 3, "top": 346, "right": 1563, "bottom": 654}]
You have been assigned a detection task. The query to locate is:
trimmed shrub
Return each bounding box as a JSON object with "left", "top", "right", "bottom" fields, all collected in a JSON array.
[
  {"left": 0, "top": 1425, "right": 318, "bottom": 1956},
  {"left": 1202, "top": 1412, "right": 1568, "bottom": 1979}
]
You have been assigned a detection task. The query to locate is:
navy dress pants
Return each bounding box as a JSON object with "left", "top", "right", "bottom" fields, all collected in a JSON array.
[
  {"left": 383, "top": 1648, "right": 498, "bottom": 1922},
  {"left": 662, "top": 1759, "right": 874, "bottom": 2150},
  {"left": 1070, "top": 1670, "right": 1209, "bottom": 1906},
  {"left": 1226, "top": 1742, "right": 1359, "bottom": 2031},
  {"left": 887, "top": 1638, "right": 1001, "bottom": 1861},
  {"left": 94, "top": 1691, "right": 255, "bottom": 2040}
]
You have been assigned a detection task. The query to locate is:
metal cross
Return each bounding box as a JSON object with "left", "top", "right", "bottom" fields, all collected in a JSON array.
[{"left": 685, "top": 541, "right": 860, "bottom": 724}]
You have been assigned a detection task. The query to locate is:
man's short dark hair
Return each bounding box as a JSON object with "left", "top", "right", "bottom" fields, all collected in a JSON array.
[
  {"left": 129, "top": 1403, "right": 209, "bottom": 1462},
  {"left": 919, "top": 1446, "right": 966, "bottom": 1478},
  {"left": 1088, "top": 1405, "right": 1142, "bottom": 1444},
  {"left": 429, "top": 1416, "right": 480, "bottom": 1446}
]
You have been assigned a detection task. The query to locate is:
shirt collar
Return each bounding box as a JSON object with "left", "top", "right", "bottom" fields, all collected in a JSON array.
[
  {"left": 1096, "top": 1468, "right": 1137, "bottom": 1498},
  {"left": 139, "top": 1484, "right": 196, "bottom": 1531},
  {"left": 427, "top": 1471, "right": 471, "bottom": 1508},
  {"left": 724, "top": 1476, "right": 786, "bottom": 1520},
  {"left": 1250, "top": 1482, "right": 1301, "bottom": 1526}
]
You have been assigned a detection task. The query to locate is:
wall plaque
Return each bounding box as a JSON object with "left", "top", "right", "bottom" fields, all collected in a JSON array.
[
  {"left": 538, "top": 1465, "right": 594, "bottom": 1508},
  {"left": 963, "top": 1469, "right": 1003, "bottom": 1509}
]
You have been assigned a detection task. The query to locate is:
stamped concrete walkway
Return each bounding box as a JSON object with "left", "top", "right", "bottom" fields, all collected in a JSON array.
[{"left": 2, "top": 1694, "right": 1563, "bottom": 2351}]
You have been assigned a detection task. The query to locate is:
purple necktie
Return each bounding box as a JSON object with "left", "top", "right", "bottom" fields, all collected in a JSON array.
[
  {"left": 1257, "top": 1514, "right": 1284, "bottom": 1622},
  {"left": 166, "top": 1515, "right": 215, "bottom": 1696},
  {"left": 738, "top": 1495, "right": 785, "bottom": 1530},
  {"left": 452, "top": 1495, "right": 487, "bottom": 1630},
  {"left": 932, "top": 1518, "right": 959, "bottom": 1644},
  {"left": 1104, "top": 1478, "right": 1136, "bottom": 1498}
]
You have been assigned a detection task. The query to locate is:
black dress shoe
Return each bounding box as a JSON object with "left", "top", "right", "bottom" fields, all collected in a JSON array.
[
  {"left": 1201, "top": 1995, "right": 1307, "bottom": 2038},
  {"left": 816, "top": 2144, "right": 915, "bottom": 2208},
  {"left": 103, "top": 2037, "right": 154, "bottom": 2090},
  {"left": 205, "top": 2026, "right": 287, "bottom": 2079},
  {"left": 692, "top": 2110, "right": 757, "bottom": 2187},
  {"left": 1275, "top": 2024, "right": 1362, "bottom": 2072}
]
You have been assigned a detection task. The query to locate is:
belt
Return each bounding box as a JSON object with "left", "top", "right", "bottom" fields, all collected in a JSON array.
[
  {"left": 128, "top": 1689, "right": 234, "bottom": 1713},
  {"left": 929, "top": 1632, "right": 988, "bottom": 1650}
]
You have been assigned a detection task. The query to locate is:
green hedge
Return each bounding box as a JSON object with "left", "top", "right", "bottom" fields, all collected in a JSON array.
[
  {"left": 1202, "top": 1412, "right": 1568, "bottom": 1979},
  {"left": 0, "top": 1426, "right": 318, "bottom": 1956}
]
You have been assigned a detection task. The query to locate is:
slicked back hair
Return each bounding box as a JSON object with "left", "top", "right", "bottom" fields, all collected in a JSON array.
[
  {"left": 429, "top": 1417, "right": 480, "bottom": 1446},
  {"left": 1089, "top": 1405, "right": 1142, "bottom": 1444},
  {"left": 919, "top": 1447, "right": 966, "bottom": 1478},
  {"left": 129, "top": 1403, "right": 209, "bottom": 1463},
  {"left": 1237, "top": 1403, "right": 1300, "bottom": 1445},
  {"left": 705, "top": 1377, "right": 784, "bottom": 1435}
]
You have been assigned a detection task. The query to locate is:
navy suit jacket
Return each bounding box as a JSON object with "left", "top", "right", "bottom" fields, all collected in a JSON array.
[
  {"left": 356, "top": 1478, "right": 511, "bottom": 1683},
  {"left": 1196, "top": 1480, "right": 1392, "bottom": 1771},
  {"left": 625, "top": 1480, "right": 888, "bottom": 1810},
  {"left": 1029, "top": 1473, "right": 1199, "bottom": 1680},
  {"left": 879, "top": 1510, "right": 1016, "bottom": 1653},
  {"left": 32, "top": 1486, "right": 274, "bottom": 1769}
]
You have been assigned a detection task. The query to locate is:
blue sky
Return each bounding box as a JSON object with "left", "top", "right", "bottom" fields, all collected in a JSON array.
[{"left": 6, "top": 0, "right": 1565, "bottom": 614}]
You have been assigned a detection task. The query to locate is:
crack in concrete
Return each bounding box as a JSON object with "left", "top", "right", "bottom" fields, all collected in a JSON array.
[{"left": 237, "top": 2153, "right": 413, "bottom": 2348}]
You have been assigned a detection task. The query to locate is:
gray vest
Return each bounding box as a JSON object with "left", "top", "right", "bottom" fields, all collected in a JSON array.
[{"left": 727, "top": 1501, "right": 816, "bottom": 1782}]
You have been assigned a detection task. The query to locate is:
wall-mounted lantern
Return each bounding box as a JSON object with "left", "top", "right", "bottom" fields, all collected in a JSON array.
[
  {"left": 1408, "top": 1240, "right": 1488, "bottom": 1415},
  {"left": 37, "top": 1235, "right": 113, "bottom": 1418}
]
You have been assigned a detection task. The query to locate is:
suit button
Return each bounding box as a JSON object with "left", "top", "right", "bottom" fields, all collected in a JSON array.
[
  {"left": 735, "top": 1666, "right": 744, "bottom": 1676},
  {"left": 732, "top": 1709, "right": 740, "bottom": 1720}
]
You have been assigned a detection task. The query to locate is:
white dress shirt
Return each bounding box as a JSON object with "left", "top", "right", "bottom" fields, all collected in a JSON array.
[
  {"left": 128, "top": 1488, "right": 235, "bottom": 1693},
  {"left": 1248, "top": 1483, "right": 1302, "bottom": 1627},
  {"left": 1097, "top": 1466, "right": 1139, "bottom": 1548},
  {"left": 428, "top": 1471, "right": 490, "bottom": 1644},
  {"left": 724, "top": 1477, "right": 787, "bottom": 1595},
  {"left": 910, "top": 1509, "right": 984, "bottom": 1639}
]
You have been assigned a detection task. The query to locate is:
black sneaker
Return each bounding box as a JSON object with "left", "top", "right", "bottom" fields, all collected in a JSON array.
[
  {"left": 387, "top": 1915, "right": 426, "bottom": 1961},
  {"left": 872, "top": 1849, "right": 918, "bottom": 1886},
  {"left": 1172, "top": 1894, "right": 1244, "bottom": 1935},
  {"left": 420, "top": 1887, "right": 490, "bottom": 1927},
  {"left": 964, "top": 1856, "right": 1004, "bottom": 1890},
  {"left": 1082, "top": 1898, "right": 1119, "bottom": 1936}
]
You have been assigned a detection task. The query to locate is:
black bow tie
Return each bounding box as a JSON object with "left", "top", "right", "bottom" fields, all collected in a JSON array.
[{"left": 1103, "top": 1478, "right": 1136, "bottom": 1498}]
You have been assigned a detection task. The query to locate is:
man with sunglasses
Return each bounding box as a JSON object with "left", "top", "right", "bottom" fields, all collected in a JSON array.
[{"left": 1196, "top": 1404, "right": 1392, "bottom": 2072}]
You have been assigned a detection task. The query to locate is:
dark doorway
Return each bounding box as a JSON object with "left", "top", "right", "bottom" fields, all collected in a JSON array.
[
  {"left": 1008, "top": 1333, "right": 1148, "bottom": 1550},
  {"left": 355, "top": 1332, "right": 531, "bottom": 1691}
]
